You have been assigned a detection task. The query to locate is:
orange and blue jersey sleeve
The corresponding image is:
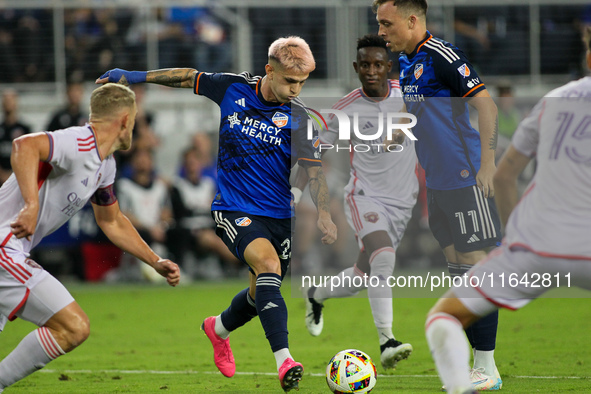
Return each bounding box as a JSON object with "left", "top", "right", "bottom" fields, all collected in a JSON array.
[
  {"left": 194, "top": 71, "right": 254, "bottom": 105},
  {"left": 433, "top": 46, "right": 486, "bottom": 98}
]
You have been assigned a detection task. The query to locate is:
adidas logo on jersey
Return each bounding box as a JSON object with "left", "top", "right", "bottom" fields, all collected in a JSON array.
[
  {"left": 235, "top": 98, "right": 246, "bottom": 107},
  {"left": 261, "top": 302, "right": 279, "bottom": 311},
  {"left": 363, "top": 121, "right": 374, "bottom": 130},
  {"left": 467, "top": 234, "right": 481, "bottom": 244},
  {"left": 81, "top": 177, "right": 88, "bottom": 187}
]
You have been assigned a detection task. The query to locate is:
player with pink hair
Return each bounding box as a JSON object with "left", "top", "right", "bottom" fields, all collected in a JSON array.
[{"left": 97, "top": 35, "right": 336, "bottom": 392}]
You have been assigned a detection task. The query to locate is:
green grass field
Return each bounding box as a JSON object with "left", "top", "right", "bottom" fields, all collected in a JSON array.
[{"left": 1, "top": 278, "right": 590, "bottom": 393}]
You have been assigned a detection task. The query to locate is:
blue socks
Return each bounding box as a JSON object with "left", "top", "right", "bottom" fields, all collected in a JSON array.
[
  {"left": 448, "top": 262, "right": 498, "bottom": 351},
  {"left": 218, "top": 273, "right": 289, "bottom": 353},
  {"left": 220, "top": 287, "right": 257, "bottom": 332},
  {"left": 255, "top": 273, "right": 289, "bottom": 352}
]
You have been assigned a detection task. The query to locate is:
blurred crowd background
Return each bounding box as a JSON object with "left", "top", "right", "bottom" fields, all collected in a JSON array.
[{"left": 1, "top": 0, "right": 589, "bottom": 283}]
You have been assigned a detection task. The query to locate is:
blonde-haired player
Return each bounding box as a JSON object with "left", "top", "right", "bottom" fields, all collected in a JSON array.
[{"left": 0, "top": 83, "right": 180, "bottom": 392}]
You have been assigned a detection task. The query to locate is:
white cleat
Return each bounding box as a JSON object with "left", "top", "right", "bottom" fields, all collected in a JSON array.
[
  {"left": 470, "top": 367, "right": 502, "bottom": 390},
  {"left": 441, "top": 367, "right": 502, "bottom": 392},
  {"left": 380, "top": 338, "right": 413, "bottom": 369},
  {"left": 302, "top": 286, "right": 323, "bottom": 336}
]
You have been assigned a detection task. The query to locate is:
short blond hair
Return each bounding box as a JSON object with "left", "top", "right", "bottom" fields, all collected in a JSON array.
[
  {"left": 90, "top": 83, "right": 136, "bottom": 120},
  {"left": 268, "top": 36, "right": 316, "bottom": 74}
]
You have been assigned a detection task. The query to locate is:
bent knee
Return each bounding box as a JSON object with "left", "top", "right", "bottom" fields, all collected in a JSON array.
[
  {"left": 427, "top": 295, "right": 478, "bottom": 328},
  {"left": 63, "top": 312, "right": 90, "bottom": 349},
  {"left": 253, "top": 258, "right": 281, "bottom": 275}
]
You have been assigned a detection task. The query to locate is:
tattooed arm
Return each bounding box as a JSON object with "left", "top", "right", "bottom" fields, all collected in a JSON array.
[
  {"left": 306, "top": 165, "right": 337, "bottom": 245},
  {"left": 145, "top": 68, "right": 198, "bottom": 88},
  {"left": 469, "top": 89, "right": 499, "bottom": 198},
  {"left": 96, "top": 68, "right": 198, "bottom": 89}
]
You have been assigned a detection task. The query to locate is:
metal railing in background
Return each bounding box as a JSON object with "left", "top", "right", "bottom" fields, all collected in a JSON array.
[{"left": 1, "top": 0, "right": 589, "bottom": 95}]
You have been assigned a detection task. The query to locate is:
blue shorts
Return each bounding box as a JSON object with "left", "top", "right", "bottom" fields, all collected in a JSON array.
[
  {"left": 212, "top": 210, "right": 293, "bottom": 277},
  {"left": 427, "top": 185, "right": 501, "bottom": 253}
]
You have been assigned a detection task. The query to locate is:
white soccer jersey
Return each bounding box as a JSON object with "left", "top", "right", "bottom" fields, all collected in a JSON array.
[
  {"left": 0, "top": 125, "right": 116, "bottom": 254},
  {"left": 505, "top": 76, "right": 591, "bottom": 259},
  {"left": 321, "top": 80, "right": 419, "bottom": 208},
  {"left": 116, "top": 177, "right": 169, "bottom": 228},
  {"left": 172, "top": 176, "right": 216, "bottom": 230}
]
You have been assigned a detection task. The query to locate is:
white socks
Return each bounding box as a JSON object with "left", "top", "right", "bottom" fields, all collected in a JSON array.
[
  {"left": 0, "top": 327, "right": 65, "bottom": 389},
  {"left": 473, "top": 349, "right": 496, "bottom": 375},
  {"left": 273, "top": 348, "right": 292, "bottom": 371},
  {"left": 425, "top": 312, "right": 472, "bottom": 393},
  {"left": 367, "top": 248, "right": 396, "bottom": 331},
  {"left": 214, "top": 315, "right": 230, "bottom": 339}
]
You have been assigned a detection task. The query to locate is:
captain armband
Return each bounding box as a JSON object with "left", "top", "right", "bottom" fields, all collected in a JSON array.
[{"left": 90, "top": 184, "right": 118, "bottom": 206}]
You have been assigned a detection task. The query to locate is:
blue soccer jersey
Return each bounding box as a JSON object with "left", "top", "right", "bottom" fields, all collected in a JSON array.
[
  {"left": 399, "top": 31, "right": 486, "bottom": 191},
  {"left": 194, "top": 71, "right": 321, "bottom": 219}
]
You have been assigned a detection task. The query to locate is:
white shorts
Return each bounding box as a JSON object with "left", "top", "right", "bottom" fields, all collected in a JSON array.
[
  {"left": 344, "top": 194, "right": 412, "bottom": 251},
  {"left": 454, "top": 246, "right": 591, "bottom": 317},
  {"left": 0, "top": 247, "right": 74, "bottom": 326}
]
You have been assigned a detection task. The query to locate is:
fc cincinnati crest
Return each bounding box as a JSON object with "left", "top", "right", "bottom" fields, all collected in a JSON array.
[
  {"left": 272, "top": 112, "right": 288, "bottom": 128},
  {"left": 414, "top": 63, "right": 423, "bottom": 79},
  {"left": 364, "top": 212, "right": 379, "bottom": 223},
  {"left": 457, "top": 63, "right": 471, "bottom": 78},
  {"left": 312, "top": 136, "right": 320, "bottom": 148},
  {"left": 235, "top": 217, "right": 252, "bottom": 227}
]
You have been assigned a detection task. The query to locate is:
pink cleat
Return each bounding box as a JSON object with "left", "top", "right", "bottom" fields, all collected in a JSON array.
[
  {"left": 278, "top": 358, "right": 303, "bottom": 392},
  {"left": 201, "top": 316, "right": 235, "bottom": 377}
]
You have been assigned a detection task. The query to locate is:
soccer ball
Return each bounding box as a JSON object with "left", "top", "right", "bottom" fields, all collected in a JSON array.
[{"left": 326, "top": 349, "right": 377, "bottom": 393}]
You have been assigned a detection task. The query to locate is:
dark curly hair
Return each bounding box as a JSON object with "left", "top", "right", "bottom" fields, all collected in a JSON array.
[{"left": 357, "top": 34, "right": 388, "bottom": 52}]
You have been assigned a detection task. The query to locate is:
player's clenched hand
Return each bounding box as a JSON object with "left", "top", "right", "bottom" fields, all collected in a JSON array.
[
  {"left": 10, "top": 204, "right": 39, "bottom": 241},
  {"left": 317, "top": 214, "right": 337, "bottom": 245},
  {"left": 476, "top": 163, "right": 496, "bottom": 198},
  {"left": 152, "top": 259, "right": 181, "bottom": 287},
  {"left": 95, "top": 69, "right": 147, "bottom": 86}
]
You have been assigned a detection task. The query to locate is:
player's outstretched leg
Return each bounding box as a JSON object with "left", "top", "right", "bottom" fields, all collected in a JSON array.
[
  {"left": 0, "top": 328, "right": 66, "bottom": 391},
  {"left": 366, "top": 246, "right": 413, "bottom": 369},
  {"left": 449, "top": 263, "right": 501, "bottom": 390},
  {"left": 254, "top": 272, "right": 303, "bottom": 391},
  {"left": 0, "top": 301, "right": 89, "bottom": 391},
  {"left": 426, "top": 312, "right": 473, "bottom": 394}
]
